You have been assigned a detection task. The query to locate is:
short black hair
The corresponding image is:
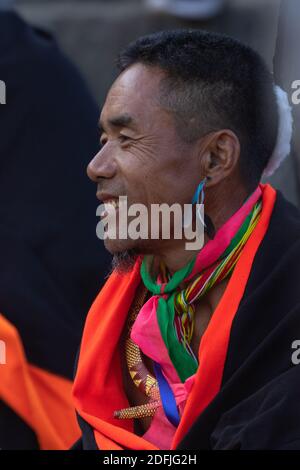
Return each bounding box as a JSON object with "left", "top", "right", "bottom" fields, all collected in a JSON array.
[{"left": 117, "top": 29, "right": 279, "bottom": 191}]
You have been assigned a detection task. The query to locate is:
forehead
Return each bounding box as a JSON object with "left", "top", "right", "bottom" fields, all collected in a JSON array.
[{"left": 100, "top": 63, "right": 165, "bottom": 126}]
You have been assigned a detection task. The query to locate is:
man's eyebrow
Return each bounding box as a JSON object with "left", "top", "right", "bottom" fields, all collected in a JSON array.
[{"left": 98, "top": 113, "right": 137, "bottom": 132}]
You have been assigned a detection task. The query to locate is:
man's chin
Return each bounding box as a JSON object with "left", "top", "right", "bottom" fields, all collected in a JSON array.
[
  {"left": 111, "top": 250, "right": 139, "bottom": 274},
  {"left": 103, "top": 238, "right": 139, "bottom": 274}
]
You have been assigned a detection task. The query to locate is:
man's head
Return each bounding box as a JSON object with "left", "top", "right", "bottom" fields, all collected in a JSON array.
[{"left": 87, "top": 29, "right": 278, "bottom": 269}]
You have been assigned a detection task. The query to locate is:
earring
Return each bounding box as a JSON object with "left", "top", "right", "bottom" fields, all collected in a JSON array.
[
  {"left": 204, "top": 214, "right": 216, "bottom": 240},
  {"left": 192, "top": 177, "right": 207, "bottom": 205},
  {"left": 192, "top": 177, "right": 216, "bottom": 240}
]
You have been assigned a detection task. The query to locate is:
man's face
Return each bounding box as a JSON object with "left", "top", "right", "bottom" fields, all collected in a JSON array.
[{"left": 87, "top": 63, "right": 201, "bottom": 255}]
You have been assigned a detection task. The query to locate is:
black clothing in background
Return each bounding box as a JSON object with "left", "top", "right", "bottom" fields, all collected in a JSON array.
[{"left": 0, "top": 11, "right": 110, "bottom": 448}]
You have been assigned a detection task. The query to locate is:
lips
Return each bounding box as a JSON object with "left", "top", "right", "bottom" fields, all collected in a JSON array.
[{"left": 97, "top": 191, "right": 119, "bottom": 202}]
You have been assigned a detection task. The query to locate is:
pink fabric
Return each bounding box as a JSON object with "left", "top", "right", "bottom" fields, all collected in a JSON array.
[
  {"left": 187, "top": 186, "right": 262, "bottom": 280},
  {"left": 142, "top": 375, "right": 195, "bottom": 449},
  {"left": 142, "top": 407, "right": 177, "bottom": 450},
  {"left": 131, "top": 296, "right": 181, "bottom": 384}
]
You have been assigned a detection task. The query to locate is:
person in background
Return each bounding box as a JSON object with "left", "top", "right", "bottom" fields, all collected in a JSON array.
[{"left": 0, "top": 1, "right": 111, "bottom": 449}]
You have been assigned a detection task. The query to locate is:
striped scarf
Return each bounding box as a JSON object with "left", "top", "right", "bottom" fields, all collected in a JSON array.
[{"left": 141, "top": 194, "right": 262, "bottom": 382}]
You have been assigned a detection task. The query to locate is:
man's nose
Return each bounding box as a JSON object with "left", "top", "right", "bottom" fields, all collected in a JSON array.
[{"left": 86, "top": 148, "right": 117, "bottom": 182}]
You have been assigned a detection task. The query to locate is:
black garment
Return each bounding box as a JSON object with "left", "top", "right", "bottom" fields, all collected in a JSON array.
[
  {"left": 0, "top": 11, "right": 111, "bottom": 448},
  {"left": 76, "top": 191, "right": 300, "bottom": 450},
  {"left": 177, "top": 191, "right": 300, "bottom": 450},
  {"left": 0, "top": 400, "right": 39, "bottom": 450}
]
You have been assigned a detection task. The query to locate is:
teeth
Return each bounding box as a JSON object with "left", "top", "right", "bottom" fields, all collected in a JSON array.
[{"left": 105, "top": 199, "right": 119, "bottom": 209}]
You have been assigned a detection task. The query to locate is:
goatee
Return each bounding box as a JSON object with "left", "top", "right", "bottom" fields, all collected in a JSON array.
[{"left": 111, "top": 249, "right": 138, "bottom": 274}]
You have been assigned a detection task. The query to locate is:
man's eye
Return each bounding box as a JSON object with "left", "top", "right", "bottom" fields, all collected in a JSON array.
[{"left": 118, "top": 134, "right": 130, "bottom": 144}]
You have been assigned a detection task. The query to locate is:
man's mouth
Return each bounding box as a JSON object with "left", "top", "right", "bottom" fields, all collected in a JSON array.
[
  {"left": 96, "top": 192, "right": 120, "bottom": 209},
  {"left": 104, "top": 198, "right": 119, "bottom": 209}
]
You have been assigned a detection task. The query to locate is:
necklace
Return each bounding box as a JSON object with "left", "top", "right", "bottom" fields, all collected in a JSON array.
[{"left": 114, "top": 285, "right": 160, "bottom": 420}]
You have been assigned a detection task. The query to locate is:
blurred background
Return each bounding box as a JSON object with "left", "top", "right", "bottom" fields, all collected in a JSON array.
[{"left": 13, "top": 0, "right": 300, "bottom": 207}]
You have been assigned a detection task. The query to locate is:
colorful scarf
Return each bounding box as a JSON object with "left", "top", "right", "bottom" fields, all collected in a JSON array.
[
  {"left": 140, "top": 187, "right": 262, "bottom": 382},
  {"left": 72, "top": 184, "right": 277, "bottom": 450}
]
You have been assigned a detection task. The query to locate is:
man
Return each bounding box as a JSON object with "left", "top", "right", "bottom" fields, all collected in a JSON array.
[
  {"left": 0, "top": 7, "right": 111, "bottom": 449},
  {"left": 73, "top": 30, "right": 300, "bottom": 450}
]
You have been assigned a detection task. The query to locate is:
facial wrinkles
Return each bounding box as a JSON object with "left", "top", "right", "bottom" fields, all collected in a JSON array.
[
  {"left": 99, "top": 65, "right": 196, "bottom": 206},
  {"left": 101, "top": 111, "right": 169, "bottom": 173}
]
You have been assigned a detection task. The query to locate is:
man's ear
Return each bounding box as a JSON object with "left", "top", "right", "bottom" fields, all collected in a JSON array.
[{"left": 199, "top": 130, "right": 241, "bottom": 185}]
